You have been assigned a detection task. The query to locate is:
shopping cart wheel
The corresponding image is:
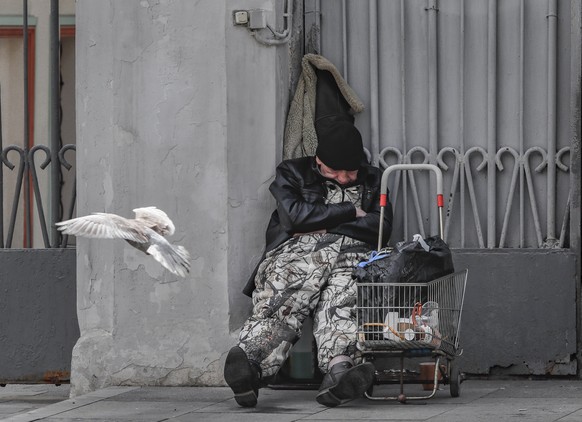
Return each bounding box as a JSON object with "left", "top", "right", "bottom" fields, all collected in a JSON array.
[{"left": 449, "top": 361, "right": 461, "bottom": 397}]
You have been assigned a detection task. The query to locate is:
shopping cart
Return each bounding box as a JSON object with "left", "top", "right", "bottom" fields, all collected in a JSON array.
[{"left": 356, "top": 164, "right": 468, "bottom": 402}]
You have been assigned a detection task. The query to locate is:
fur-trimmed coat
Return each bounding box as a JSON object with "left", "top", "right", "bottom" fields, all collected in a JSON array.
[{"left": 283, "top": 54, "right": 365, "bottom": 160}]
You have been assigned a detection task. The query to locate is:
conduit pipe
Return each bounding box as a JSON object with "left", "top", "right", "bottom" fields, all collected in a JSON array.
[
  {"left": 314, "top": 0, "right": 321, "bottom": 51},
  {"left": 546, "top": 0, "right": 558, "bottom": 244},
  {"left": 519, "top": 0, "right": 525, "bottom": 247},
  {"left": 341, "top": 0, "right": 348, "bottom": 79},
  {"left": 252, "top": 0, "right": 293, "bottom": 46},
  {"left": 427, "top": 0, "right": 438, "bottom": 235},
  {"left": 302, "top": 0, "right": 321, "bottom": 52},
  {"left": 23, "top": 0, "right": 31, "bottom": 247},
  {"left": 458, "top": 0, "right": 466, "bottom": 246},
  {"left": 399, "top": 0, "right": 408, "bottom": 237},
  {"left": 49, "top": 0, "right": 61, "bottom": 247},
  {"left": 486, "top": 0, "right": 497, "bottom": 248},
  {"left": 499, "top": 0, "right": 526, "bottom": 248},
  {"left": 369, "top": 0, "right": 380, "bottom": 166},
  {"left": 400, "top": 0, "right": 407, "bottom": 156},
  {"left": 0, "top": 85, "right": 3, "bottom": 247}
]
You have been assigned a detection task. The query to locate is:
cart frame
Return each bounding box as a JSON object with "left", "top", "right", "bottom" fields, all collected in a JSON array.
[{"left": 357, "top": 164, "right": 468, "bottom": 402}]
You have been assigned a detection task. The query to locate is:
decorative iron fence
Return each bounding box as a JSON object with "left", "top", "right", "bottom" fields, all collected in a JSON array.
[
  {"left": 0, "top": 141, "right": 76, "bottom": 248},
  {"left": 1, "top": 0, "right": 76, "bottom": 249},
  {"left": 374, "top": 145, "right": 571, "bottom": 249}
]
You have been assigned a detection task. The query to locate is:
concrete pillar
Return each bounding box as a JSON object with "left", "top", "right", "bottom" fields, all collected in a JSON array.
[{"left": 71, "top": 0, "right": 287, "bottom": 396}]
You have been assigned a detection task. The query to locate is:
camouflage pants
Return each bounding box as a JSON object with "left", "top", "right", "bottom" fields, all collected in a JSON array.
[{"left": 238, "top": 233, "right": 369, "bottom": 378}]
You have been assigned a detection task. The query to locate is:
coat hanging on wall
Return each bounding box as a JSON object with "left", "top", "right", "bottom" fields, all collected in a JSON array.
[{"left": 283, "top": 54, "right": 365, "bottom": 160}]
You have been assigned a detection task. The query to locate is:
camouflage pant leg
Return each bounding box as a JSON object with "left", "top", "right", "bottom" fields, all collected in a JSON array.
[
  {"left": 238, "top": 233, "right": 344, "bottom": 378},
  {"left": 313, "top": 244, "right": 370, "bottom": 373}
]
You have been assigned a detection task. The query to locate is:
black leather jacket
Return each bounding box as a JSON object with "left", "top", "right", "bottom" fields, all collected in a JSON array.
[{"left": 243, "top": 156, "right": 393, "bottom": 296}]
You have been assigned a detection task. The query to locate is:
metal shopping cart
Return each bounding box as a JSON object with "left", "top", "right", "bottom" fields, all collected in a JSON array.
[{"left": 355, "top": 164, "right": 468, "bottom": 402}]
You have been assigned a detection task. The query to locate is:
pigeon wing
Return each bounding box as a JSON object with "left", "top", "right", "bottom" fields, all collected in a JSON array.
[
  {"left": 133, "top": 207, "right": 175, "bottom": 236},
  {"left": 56, "top": 213, "right": 148, "bottom": 243},
  {"left": 145, "top": 230, "right": 191, "bottom": 277}
]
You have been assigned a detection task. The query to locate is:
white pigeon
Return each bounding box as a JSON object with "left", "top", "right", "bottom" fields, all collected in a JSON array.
[{"left": 56, "top": 206, "right": 191, "bottom": 277}]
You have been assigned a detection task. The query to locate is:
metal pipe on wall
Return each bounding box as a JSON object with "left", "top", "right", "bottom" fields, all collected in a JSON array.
[
  {"left": 303, "top": 0, "right": 321, "bottom": 54},
  {"left": 427, "top": 0, "right": 438, "bottom": 161},
  {"left": 399, "top": 0, "right": 409, "bottom": 239},
  {"left": 252, "top": 0, "right": 294, "bottom": 46},
  {"left": 315, "top": 0, "right": 321, "bottom": 53},
  {"left": 427, "top": 0, "right": 438, "bottom": 236},
  {"left": 459, "top": 0, "right": 466, "bottom": 246},
  {"left": 486, "top": 0, "right": 497, "bottom": 248},
  {"left": 341, "top": 0, "right": 348, "bottom": 79},
  {"left": 400, "top": 0, "right": 407, "bottom": 156},
  {"left": 569, "top": 0, "right": 582, "bottom": 378},
  {"left": 569, "top": 0, "right": 582, "bottom": 255},
  {"left": 23, "top": 0, "right": 31, "bottom": 248},
  {"left": 49, "top": 0, "right": 61, "bottom": 247},
  {"left": 519, "top": 0, "right": 525, "bottom": 247},
  {"left": 498, "top": 0, "right": 525, "bottom": 248},
  {"left": 0, "top": 85, "right": 3, "bottom": 248},
  {"left": 369, "top": 0, "right": 380, "bottom": 166},
  {"left": 546, "top": 0, "right": 558, "bottom": 244}
]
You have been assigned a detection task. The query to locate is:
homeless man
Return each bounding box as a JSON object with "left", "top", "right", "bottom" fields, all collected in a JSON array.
[{"left": 224, "top": 120, "right": 393, "bottom": 408}]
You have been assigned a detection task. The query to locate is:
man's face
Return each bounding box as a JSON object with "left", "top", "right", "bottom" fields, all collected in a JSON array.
[{"left": 316, "top": 157, "right": 359, "bottom": 186}]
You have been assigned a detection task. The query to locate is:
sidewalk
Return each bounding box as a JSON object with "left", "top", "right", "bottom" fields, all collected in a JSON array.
[{"left": 1, "top": 379, "right": 582, "bottom": 421}]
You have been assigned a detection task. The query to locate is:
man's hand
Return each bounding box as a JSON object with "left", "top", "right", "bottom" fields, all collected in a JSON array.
[{"left": 355, "top": 207, "right": 367, "bottom": 218}]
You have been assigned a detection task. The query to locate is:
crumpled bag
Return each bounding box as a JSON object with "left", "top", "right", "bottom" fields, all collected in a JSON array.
[{"left": 353, "top": 235, "right": 454, "bottom": 285}]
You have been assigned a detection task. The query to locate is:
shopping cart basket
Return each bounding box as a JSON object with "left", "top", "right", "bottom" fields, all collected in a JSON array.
[{"left": 356, "top": 164, "right": 468, "bottom": 402}]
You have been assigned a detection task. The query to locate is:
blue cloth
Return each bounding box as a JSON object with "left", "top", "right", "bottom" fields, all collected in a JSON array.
[{"left": 357, "top": 250, "right": 390, "bottom": 267}]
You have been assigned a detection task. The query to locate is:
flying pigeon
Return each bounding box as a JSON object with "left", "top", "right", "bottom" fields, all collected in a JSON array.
[{"left": 56, "top": 206, "right": 191, "bottom": 277}]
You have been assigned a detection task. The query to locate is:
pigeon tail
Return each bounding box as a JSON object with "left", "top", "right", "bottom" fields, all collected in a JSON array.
[{"left": 147, "top": 242, "right": 191, "bottom": 277}]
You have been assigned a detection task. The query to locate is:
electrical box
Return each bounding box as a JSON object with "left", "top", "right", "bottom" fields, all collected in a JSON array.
[{"left": 248, "top": 9, "right": 267, "bottom": 29}]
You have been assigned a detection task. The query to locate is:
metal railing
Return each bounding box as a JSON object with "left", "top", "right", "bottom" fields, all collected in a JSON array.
[
  {"left": 0, "top": 142, "right": 76, "bottom": 248},
  {"left": 0, "top": 0, "right": 75, "bottom": 249},
  {"left": 376, "top": 145, "right": 571, "bottom": 249}
]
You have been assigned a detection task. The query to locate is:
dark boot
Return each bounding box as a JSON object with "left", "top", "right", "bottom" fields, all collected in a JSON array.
[
  {"left": 224, "top": 346, "right": 261, "bottom": 407},
  {"left": 316, "top": 361, "right": 375, "bottom": 407}
]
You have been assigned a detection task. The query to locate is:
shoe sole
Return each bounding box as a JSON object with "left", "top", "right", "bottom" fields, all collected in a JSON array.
[
  {"left": 316, "top": 362, "right": 375, "bottom": 407},
  {"left": 224, "top": 347, "right": 258, "bottom": 407}
]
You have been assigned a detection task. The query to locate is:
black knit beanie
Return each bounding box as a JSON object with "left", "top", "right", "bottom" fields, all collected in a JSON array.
[{"left": 315, "top": 120, "right": 365, "bottom": 171}]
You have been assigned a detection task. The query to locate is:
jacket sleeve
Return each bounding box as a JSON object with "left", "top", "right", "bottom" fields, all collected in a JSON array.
[
  {"left": 328, "top": 169, "right": 393, "bottom": 248},
  {"left": 270, "top": 161, "right": 357, "bottom": 234},
  {"left": 328, "top": 201, "right": 393, "bottom": 248}
]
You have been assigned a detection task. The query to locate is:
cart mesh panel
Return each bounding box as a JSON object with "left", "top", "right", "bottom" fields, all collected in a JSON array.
[{"left": 356, "top": 270, "right": 467, "bottom": 357}]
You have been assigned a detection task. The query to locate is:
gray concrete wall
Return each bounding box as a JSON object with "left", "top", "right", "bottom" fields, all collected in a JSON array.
[
  {"left": 454, "top": 250, "right": 578, "bottom": 376},
  {"left": 0, "top": 249, "right": 78, "bottom": 383},
  {"left": 71, "top": 0, "right": 288, "bottom": 396}
]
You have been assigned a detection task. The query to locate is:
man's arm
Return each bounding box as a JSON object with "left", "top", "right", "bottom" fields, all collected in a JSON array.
[
  {"left": 270, "top": 161, "right": 357, "bottom": 234},
  {"left": 328, "top": 171, "right": 393, "bottom": 247},
  {"left": 328, "top": 205, "right": 392, "bottom": 247}
]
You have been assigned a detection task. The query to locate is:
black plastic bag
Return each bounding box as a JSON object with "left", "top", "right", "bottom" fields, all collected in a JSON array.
[{"left": 353, "top": 235, "right": 454, "bottom": 285}]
